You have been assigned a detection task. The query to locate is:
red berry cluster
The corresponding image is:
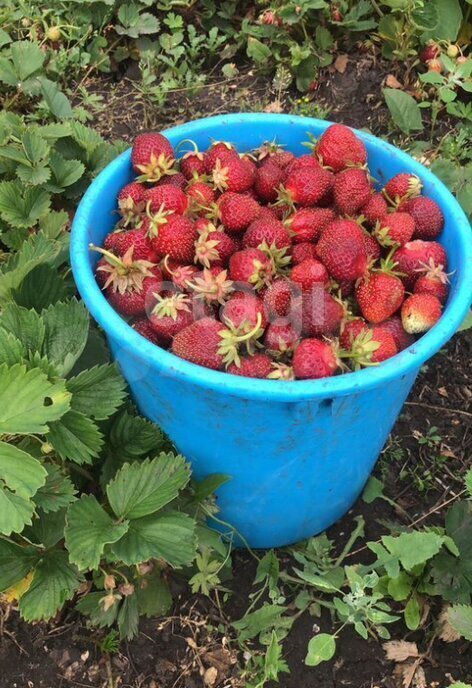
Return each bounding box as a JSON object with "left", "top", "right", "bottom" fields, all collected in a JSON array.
[{"left": 93, "top": 125, "right": 448, "bottom": 381}]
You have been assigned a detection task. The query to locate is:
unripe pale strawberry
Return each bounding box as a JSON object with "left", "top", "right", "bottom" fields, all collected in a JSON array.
[{"left": 401, "top": 293, "right": 442, "bottom": 334}]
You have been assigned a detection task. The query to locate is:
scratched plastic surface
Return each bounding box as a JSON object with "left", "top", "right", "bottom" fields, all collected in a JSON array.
[{"left": 71, "top": 114, "right": 472, "bottom": 548}]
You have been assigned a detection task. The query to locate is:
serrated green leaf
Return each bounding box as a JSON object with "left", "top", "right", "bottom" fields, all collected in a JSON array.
[
  {"left": 69, "top": 121, "right": 104, "bottom": 152},
  {"left": 382, "top": 531, "right": 444, "bottom": 571},
  {"left": 0, "top": 364, "right": 70, "bottom": 434},
  {"left": 0, "top": 29, "right": 11, "bottom": 49},
  {"left": 118, "top": 593, "right": 139, "bottom": 640},
  {"left": 24, "top": 508, "right": 66, "bottom": 549},
  {"left": 0, "top": 303, "right": 45, "bottom": 354},
  {"left": 48, "top": 152, "right": 85, "bottom": 188},
  {"left": 0, "top": 540, "right": 38, "bottom": 591},
  {"left": 42, "top": 298, "right": 89, "bottom": 376},
  {"left": 34, "top": 464, "right": 76, "bottom": 513},
  {"left": 38, "top": 123, "right": 72, "bottom": 140},
  {"left": 39, "top": 78, "right": 74, "bottom": 119},
  {"left": 17, "top": 160, "right": 51, "bottom": 186},
  {"left": 0, "top": 231, "right": 64, "bottom": 302},
  {"left": 422, "top": 0, "right": 462, "bottom": 41},
  {"left": 0, "top": 181, "right": 51, "bottom": 228},
  {"left": 75, "top": 591, "right": 119, "bottom": 628},
  {"left": 67, "top": 363, "right": 127, "bottom": 420},
  {"left": 387, "top": 571, "right": 413, "bottom": 601},
  {"left": 19, "top": 550, "right": 81, "bottom": 622},
  {"left": 13, "top": 264, "right": 69, "bottom": 310},
  {"left": 39, "top": 209, "right": 69, "bottom": 239},
  {"left": 362, "top": 475, "right": 385, "bottom": 504},
  {"left": 432, "top": 501, "right": 472, "bottom": 603},
  {"left": 48, "top": 409, "right": 104, "bottom": 464},
  {"left": 0, "top": 441, "right": 47, "bottom": 499},
  {"left": 247, "top": 37, "right": 271, "bottom": 64},
  {"left": 109, "top": 411, "right": 165, "bottom": 458},
  {"left": 383, "top": 88, "right": 424, "bottom": 134},
  {"left": 0, "top": 489, "right": 34, "bottom": 536},
  {"left": 22, "top": 129, "right": 50, "bottom": 164},
  {"left": 65, "top": 494, "right": 129, "bottom": 571},
  {"left": 69, "top": 326, "right": 110, "bottom": 375},
  {"left": 192, "top": 474, "right": 231, "bottom": 503},
  {"left": 233, "top": 604, "right": 287, "bottom": 643},
  {"left": 10, "top": 41, "right": 44, "bottom": 81},
  {"left": 107, "top": 454, "right": 191, "bottom": 520},
  {"left": 0, "top": 330, "right": 26, "bottom": 365},
  {"left": 448, "top": 604, "right": 472, "bottom": 640},
  {"left": 110, "top": 511, "right": 196, "bottom": 567},
  {"left": 136, "top": 572, "right": 172, "bottom": 618},
  {"left": 305, "top": 633, "right": 336, "bottom": 666}
]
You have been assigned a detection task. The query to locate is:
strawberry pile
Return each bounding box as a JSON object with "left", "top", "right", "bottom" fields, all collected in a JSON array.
[{"left": 92, "top": 124, "right": 449, "bottom": 380}]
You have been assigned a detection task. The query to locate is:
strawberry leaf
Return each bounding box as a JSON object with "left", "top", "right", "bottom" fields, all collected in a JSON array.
[
  {"left": 67, "top": 363, "right": 127, "bottom": 420},
  {"left": 65, "top": 494, "right": 129, "bottom": 571},
  {"left": 0, "top": 181, "right": 51, "bottom": 228},
  {"left": 34, "top": 464, "right": 77, "bottom": 514},
  {"left": 13, "top": 264, "right": 69, "bottom": 311},
  {"left": 48, "top": 409, "right": 104, "bottom": 465},
  {"left": 109, "top": 511, "right": 196, "bottom": 567},
  {"left": 19, "top": 550, "right": 82, "bottom": 622},
  {"left": 107, "top": 454, "right": 191, "bottom": 520},
  {"left": 448, "top": 604, "right": 472, "bottom": 641},
  {"left": 0, "top": 539, "right": 38, "bottom": 592},
  {"left": 42, "top": 298, "right": 89, "bottom": 376},
  {"left": 0, "top": 363, "right": 70, "bottom": 434}
]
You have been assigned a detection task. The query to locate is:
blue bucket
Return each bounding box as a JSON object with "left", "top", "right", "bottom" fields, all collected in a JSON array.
[{"left": 71, "top": 114, "right": 472, "bottom": 548}]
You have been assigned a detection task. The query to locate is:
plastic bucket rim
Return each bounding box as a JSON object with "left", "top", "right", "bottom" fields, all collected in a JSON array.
[{"left": 70, "top": 113, "right": 472, "bottom": 402}]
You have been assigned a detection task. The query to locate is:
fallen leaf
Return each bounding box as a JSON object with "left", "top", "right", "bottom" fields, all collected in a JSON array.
[
  {"left": 413, "top": 665, "right": 426, "bottom": 688},
  {"left": 384, "top": 640, "right": 419, "bottom": 662},
  {"left": 264, "top": 101, "right": 283, "bottom": 113},
  {"left": 438, "top": 606, "right": 461, "bottom": 643},
  {"left": 438, "top": 387, "right": 448, "bottom": 397},
  {"left": 386, "top": 74, "right": 402, "bottom": 89},
  {"left": 334, "top": 54, "right": 348, "bottom": 73},
  {"left": 203, "top": 667, "right": 218, "bottom": 686},
  {"left": 394, "top": 660, "right": 418, "bottom": 688}
]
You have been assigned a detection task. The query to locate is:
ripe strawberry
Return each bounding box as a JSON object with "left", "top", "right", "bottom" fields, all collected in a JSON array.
[
  {"left": 419, "top": 42, "right": 440, "bottom": 63},
  {"left": 263, "top": 278, "right": 302, "bottom": 319},
  {"left": 361, "top": 193, "right": 388, "bottom": 227},
  {"left": 218, "top": 192, "right": 261, "bottom": 232},
  {"left": 339, "top": 318, "right": 367, "bottom": 350},
  {"left": 162, "top": 258, "right": 199, "bottom": 288},
  {"left": 315, "top": 123, "right": 367, "bottom": 172},
  {"left": 187, "top": 268, "right": 234, "bottom": 305},
  {"left": 375, "top": 316, "right": 414, "bottom": 351},
  {"left": 374, "top": 212, "right": 415, "bottom": 247},
  {"left": 400, "top": 196, "right": 444, "bottom": 240},
  {"left": 132, "top": 317, "right": 164, "bottom": 345},
  {"left": 355, "top": 326, "right": 398, "bottom": 364},
  {"left": 186, "top": 181, "right": 215, "bottom": 210},
  {"left": 194, "top": 229, "right": 238, "bottom": 268},
  {"left": 173, "top": 317, "right": 225, "bottom": 370},
  {"left": 254, "top": 162, "right": 285, "bottom": 202},
  {"left": 173, "top": 315, "right": 263, "bottom": 369},
  {"left": 383, "top": 173, "right": 422, "bottom": 204},
  {"left": 108, "top": 227, "right": 158, "bottom": 262},
  {"left": 293, "top": 339, "right": 340, "bottom": 379},
  {"left": 285, "top": 154, "right": 321, "bottom": 176},
  {"left": 401, "top": 293, "right": 442, "bottom": 334},
  {"left": 356, "top": 271, "right": 405, "bottom": 324},
  {"left": 292, "top": 242, "right": 318, "bottom": 264},
  {"left": 282, "top": 166, "right": 333, "bottom": 207},
  {"left": 152, "top": 216, "right": 198, "bottom": 263},
  {"left": 132, "top": 133, "right": 175, "bottom": 181},
  {"left": 229, "top": 248, "right": 275, "bottom": 290},
  {"left": 156, "top": 172, "right": 187, "bottom": 190},
  {"left": 270, "top": 150, "right": 296, "bottom": 169},
  {"left": 362, "top": 231, "right": 382, "bottom": 262},
  {"left": 212, "top": 156, "right": 255, "bottom": 193},
  {"left": 316, "top": 219, "right": 368, "bottom": 281},
  {"left": 221, "top": 291, "right": 267, "bottom": 332},
  {"left": 291, "top": 258, "right": 330, "bottom": 292},
  {"left": 393, "top": 240, "right": 447, "bottom": 288},
  {"left": 148, "top": 292, "right": 194, "bottom": 344},
  {"left": 333, "top": 168, "right": 371, "bottom": 215},
  {"left": 180, "top": 150, "right": 206, "bottom": 179},
  {"left": 301, "top": 288, "right": 344, "bottom": 337},
  {"left": 227, "top": 353, "right": 272, "bottom": 378},
  {"left": 107, "top": 268, "right": 162, "bottom": 317},
  {"left": 144, "top": 185, "right": 188, "bottom": 215},
  {"left": 243, "top": 218, "right": 292, "bottom": 251},
  {"left": 264, "top": 321, "right": 300, "bottom": 353},
  {"left": 118, "top": 182, "right": 146, "bottom": 226},
  {"left": 204, "top": 142, "right": 237, "bottom": 173},
  {"left": 414, "top": 263, "right": 449, "bottom": 303},
  {"left": 286, "top": 207, "right": 335, "bottom": 243}
]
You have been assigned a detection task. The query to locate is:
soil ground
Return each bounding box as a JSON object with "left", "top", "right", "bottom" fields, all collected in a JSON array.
[{"left": 1, "top": 54, "right": 471, "bottom": 688}]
